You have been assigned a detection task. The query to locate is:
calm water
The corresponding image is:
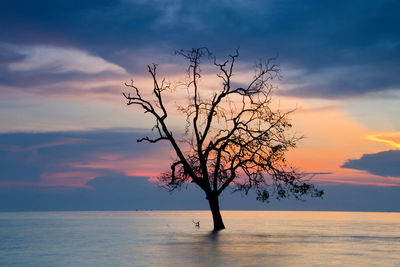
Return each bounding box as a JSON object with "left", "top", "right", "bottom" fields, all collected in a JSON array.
[{"left": 0, "top": 211, "right": 399, "bottom": 266}]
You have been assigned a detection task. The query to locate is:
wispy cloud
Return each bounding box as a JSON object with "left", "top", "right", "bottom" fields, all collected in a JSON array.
[
  {"left": 8, "top": 45, "right": 126, "bottom": 74},
  {"left": 0, "top": 138, "right": 87, "bottom": 152}
]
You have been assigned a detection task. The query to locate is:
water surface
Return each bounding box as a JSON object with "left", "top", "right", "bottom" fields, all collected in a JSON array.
[{"left": 0, "top": 211, "right": 399, "bottom": 266}]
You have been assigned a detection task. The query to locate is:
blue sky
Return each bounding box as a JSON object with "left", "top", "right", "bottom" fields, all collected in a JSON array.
[{"left": 1, "top": 0, "right": 400, "bottom": 211}]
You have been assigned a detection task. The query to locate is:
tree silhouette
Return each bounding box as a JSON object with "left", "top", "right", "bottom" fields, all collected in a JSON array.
[{"left": 124, "top": 48, "right": 323, "bottom": 231}]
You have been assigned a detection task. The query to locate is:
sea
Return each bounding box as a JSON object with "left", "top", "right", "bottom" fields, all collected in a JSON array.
[{"left": 0, "top": 211, "right": 399, "bottom": 266}]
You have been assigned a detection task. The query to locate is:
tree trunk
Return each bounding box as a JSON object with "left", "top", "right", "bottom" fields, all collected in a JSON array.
[{"left": 207, "top": 194, "right": 225, "bottom": 231}]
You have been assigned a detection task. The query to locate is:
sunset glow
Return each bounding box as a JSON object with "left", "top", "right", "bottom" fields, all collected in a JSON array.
[
  {"left": 2, "top": 2, "right": 400, "bottom": 267},
  {"left": 0, "top": 0, "right": 399, "bottom": 212}
]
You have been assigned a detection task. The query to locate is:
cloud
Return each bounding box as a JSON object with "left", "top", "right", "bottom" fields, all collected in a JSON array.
[
  {"left": 0, "top": 43, "right": 132, "bottom": 99},
  {"left": 0, "top": 172, "right": 209, "bottom": 211},
  {"left": 342, "top": 150, "right": 400, "bottom": 177},
  {"left": 2, "top": 0, "right": 400, "bottom": 99},
  {"left": 0, "top": 129, "right": 172, "bottom": 187},
  {"left": 8, "top": 45, "right": 127, "bottom": 74},
  {"left": 303, "top": 172, "right": 333, "bottom": 175},
  {"left": 366, "top": 132, "right": 400, "bottom": 149},
  {"left": 0, "top": 137, "right": 87, "bottom": 152},
  {"left": 0, "top": 156, "right": 41, "bottom": 182},
  {"left": 0, "top": 175, "right": 399, "bottom": 211},
  {"left": 86, "top": 174, "right": 156, "bottom": 194},
  {"left": 279, "top": 64, "right": 400, "bottom": 99}
]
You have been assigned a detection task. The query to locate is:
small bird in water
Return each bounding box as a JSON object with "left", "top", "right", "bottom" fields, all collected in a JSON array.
[{"left": 192, "top": 220, "right": 200, "bottom": 229}]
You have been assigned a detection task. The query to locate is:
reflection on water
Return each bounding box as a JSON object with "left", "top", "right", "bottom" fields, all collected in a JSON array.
[{"left": 0, "top": 211, "right": 399, "bottom": 266}]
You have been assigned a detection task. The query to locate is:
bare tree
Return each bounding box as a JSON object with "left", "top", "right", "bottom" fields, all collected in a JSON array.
[{"left": 123, "top": 48, "right": 323, "bottom": 231}]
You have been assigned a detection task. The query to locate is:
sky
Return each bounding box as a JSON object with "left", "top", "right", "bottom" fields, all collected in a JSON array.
[{"left": 0, "top": 0, "right": 399, "bottom": 211}]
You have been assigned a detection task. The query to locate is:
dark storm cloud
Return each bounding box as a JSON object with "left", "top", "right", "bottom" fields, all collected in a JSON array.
[
  {"left": 1, "top": 0, "right": 400, "bottom": 97},
  {"left": 342, "top": 150, "right": 400, "bottom": 177}
]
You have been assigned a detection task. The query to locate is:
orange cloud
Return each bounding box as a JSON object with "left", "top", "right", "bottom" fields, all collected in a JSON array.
[{"left": 366, "top": 132, "right": 400, "bottom": 149}]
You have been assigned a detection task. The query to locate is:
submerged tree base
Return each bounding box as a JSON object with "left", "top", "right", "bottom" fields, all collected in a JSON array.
[
  {"left": 208, "top": 194, "right": 225, "bottom": 231},
  {"left": 212, "top": 225, "right": 225, "bottom": 232}
]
